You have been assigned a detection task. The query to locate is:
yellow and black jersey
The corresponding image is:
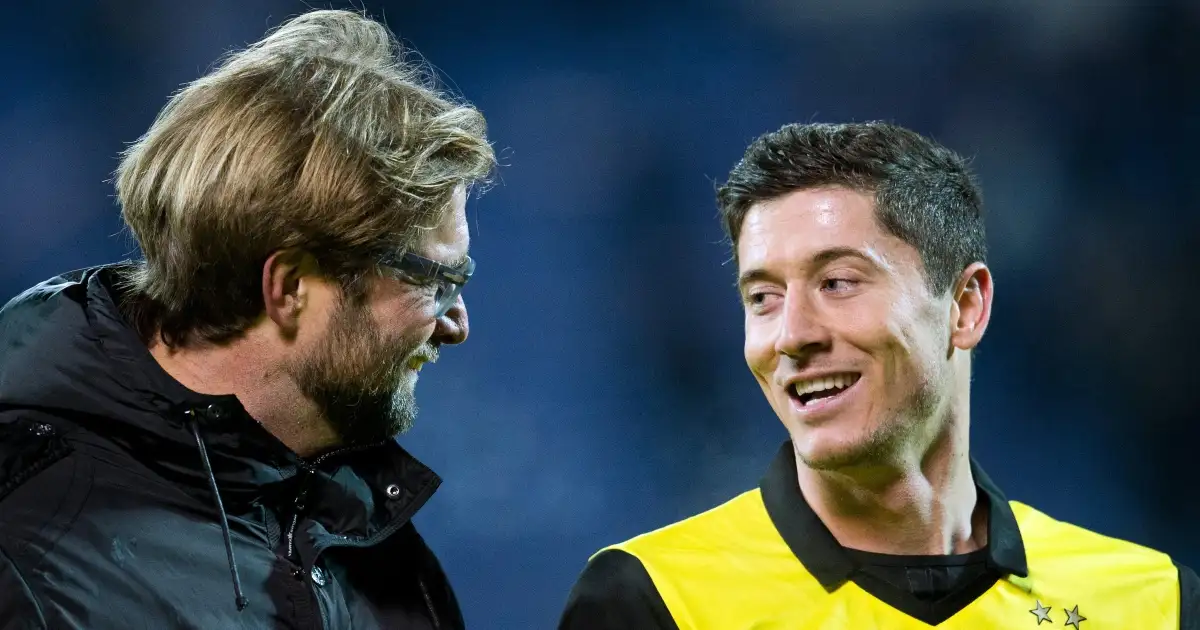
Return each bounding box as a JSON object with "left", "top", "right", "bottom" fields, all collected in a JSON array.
[{"left": 559, "top": 442, "right": 1200, "bottom": 629}]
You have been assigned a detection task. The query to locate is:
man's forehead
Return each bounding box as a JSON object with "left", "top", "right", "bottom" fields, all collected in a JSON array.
[
  {"left": 414, "top": 190, "right": 471, "bottom": 263},
  {"left": 736, "top": 191, "right": 900, "bottom": 273},
  {"left": 744, "top": 188, "right": 876, "bottom": 234}
]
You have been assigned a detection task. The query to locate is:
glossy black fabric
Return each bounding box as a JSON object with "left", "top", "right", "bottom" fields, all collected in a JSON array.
[{"left": 0, "top": 265, "right": 463, "bottom": 629}]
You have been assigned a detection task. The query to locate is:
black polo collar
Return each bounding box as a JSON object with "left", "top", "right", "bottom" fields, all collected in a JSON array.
[{"left": 759, "top": 440, "right": 1028, "bottom": 591}]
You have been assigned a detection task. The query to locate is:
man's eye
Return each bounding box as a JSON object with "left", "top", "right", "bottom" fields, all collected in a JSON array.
[
  {"left": 391, "top": 268, "right": 437, "bottom": 288},
  {"left": 745, "top": 291, "right": 779, "bottom": 308},
  {"left": 821, "top": 278, "right": 858, "bottom": 292}
]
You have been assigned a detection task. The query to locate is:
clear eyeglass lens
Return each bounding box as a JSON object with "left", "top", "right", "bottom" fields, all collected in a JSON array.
[{"left": 434, "top": 282, "right": 463, "bottom": 317}]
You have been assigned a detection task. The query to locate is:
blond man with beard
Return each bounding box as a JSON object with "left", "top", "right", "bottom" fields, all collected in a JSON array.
[{"left": 0, "top": 10, "right": 492, "bottom": 629}]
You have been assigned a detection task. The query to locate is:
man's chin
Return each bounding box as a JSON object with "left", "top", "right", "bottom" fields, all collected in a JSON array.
[
  {"left": 324, "top": 391, "right": 417, "bottom": 446},
  {"left": 793, "top": 431, "right": 893, "bottom": 472},
  {"left": 385, "top": 415, "right": 415, "bottom": 439}
]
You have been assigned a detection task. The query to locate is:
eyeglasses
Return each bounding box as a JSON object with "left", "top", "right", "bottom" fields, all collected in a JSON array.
[{"left": 380, "top": 252, "right": 475, "bottom": 318}]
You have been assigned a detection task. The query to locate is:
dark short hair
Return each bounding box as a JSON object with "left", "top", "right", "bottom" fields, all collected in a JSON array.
[{"left": 716, "top": 122, "right": 986, "bottom": 293}]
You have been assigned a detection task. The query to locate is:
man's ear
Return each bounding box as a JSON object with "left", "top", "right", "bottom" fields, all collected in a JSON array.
[
  {"left": 262, "top": 250, "right": 318, "bottom": 336},
  {"left": 948, "top": 262, "right": 994, "bottom": 352}
]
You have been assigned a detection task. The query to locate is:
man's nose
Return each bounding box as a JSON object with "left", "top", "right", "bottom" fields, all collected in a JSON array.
[
  {"left": 433, "top": 294, "right": 468, "bottom": 345},
  {"left": 775, "top": 289, "right": 831, "bottom": 358}
]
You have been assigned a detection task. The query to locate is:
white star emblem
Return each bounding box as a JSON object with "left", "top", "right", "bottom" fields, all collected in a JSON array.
[
  {"left": 1029, "top": 600, "right": 1052, "bottom": 625},
  {"left": 1064, "top": 605, "right": 1087, "bottom": 629}
]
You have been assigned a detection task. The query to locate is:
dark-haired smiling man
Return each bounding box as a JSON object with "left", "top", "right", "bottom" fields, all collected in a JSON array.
[{"left": 559, "top": 122, "right": 1200, "bottom": 629}]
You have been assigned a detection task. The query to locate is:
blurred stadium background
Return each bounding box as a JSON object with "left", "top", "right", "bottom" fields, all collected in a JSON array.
[{"left": 2, "top": 1, "right": 1198, "bottom": 627}]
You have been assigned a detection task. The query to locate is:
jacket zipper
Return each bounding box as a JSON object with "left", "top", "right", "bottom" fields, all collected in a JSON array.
[
  {"left": 286, "top": 470, "right": 310, "bottom": 562},
  {"left": 286, "top": 512, "right": 300, "bottom": 559},
  {"left": 310, "top": 441, "right": 385, "bottom": 466},
  {"left": 286, "top": 441, "right": 385, "bottom": 562}
]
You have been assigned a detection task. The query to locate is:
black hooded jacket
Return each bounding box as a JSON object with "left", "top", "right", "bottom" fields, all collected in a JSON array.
[{"left": 0, "top": 265, "right": 464, "bottom": 629}]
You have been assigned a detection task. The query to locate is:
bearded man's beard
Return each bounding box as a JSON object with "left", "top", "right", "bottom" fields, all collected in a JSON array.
[{"left": 286, "top": 299, "right": 423, "bottom": 447}]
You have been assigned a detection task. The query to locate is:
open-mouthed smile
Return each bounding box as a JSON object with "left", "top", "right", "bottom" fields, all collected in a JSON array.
[{"left": 786, "top": 372, "right": 861, "bottom": 417}]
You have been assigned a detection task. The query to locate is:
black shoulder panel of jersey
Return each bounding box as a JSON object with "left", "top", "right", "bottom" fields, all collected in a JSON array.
[
  {"left": 558, "top": 549, "right": 680, "bottom": 630},
  {"left": 1178, "top": 561, "right": 1200, "bottom": 630}
]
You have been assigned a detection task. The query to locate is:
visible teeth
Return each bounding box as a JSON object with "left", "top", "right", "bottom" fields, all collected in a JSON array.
[{"left": 792, "top": 373, "right": 858, "bottom": 396}]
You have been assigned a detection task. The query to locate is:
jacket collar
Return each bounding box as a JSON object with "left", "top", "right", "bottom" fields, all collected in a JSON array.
[{"left": 759, "top": 440, "right": 1028, "bottom": 591}]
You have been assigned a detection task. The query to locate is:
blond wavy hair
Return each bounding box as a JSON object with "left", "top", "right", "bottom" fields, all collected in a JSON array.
[{"left": 115, "top": 9, "right": 495, "bottom": 347}]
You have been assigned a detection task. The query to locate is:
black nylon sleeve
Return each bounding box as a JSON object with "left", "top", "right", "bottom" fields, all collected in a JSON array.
[
  {"left": 557, "top": 549, "right": 680, "bottom": 630},
  {"left": 1178, "top": 561, "right": 1200, "bottom": 630}
]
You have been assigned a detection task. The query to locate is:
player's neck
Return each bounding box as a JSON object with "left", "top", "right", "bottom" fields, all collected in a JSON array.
[
  {"left": 795, "top": 417, "right": 986, "bottom": 557},
  {"left": 147, "top": 328, "right": 339, "bottom": 458}
]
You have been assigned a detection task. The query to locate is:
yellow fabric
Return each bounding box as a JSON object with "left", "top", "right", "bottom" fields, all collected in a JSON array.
[{"left": 604, "top": 490, "right": 1179, "bottom": 629}]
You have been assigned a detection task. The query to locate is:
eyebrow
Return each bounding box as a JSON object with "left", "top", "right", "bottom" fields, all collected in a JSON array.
[{"left": 736, "top": 247, "right": 880, "bottom": 292}]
